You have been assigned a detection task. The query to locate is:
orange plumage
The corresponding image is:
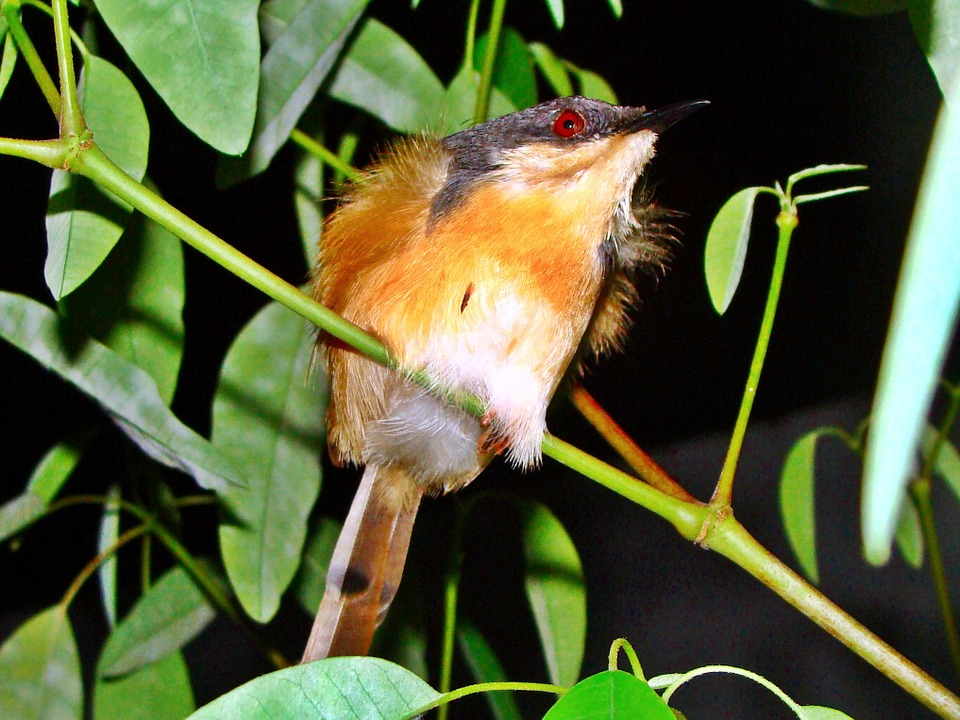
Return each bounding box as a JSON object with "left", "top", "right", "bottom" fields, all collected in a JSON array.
[{"left": 303, "top": 96, "right": 705, "bottom": 661}]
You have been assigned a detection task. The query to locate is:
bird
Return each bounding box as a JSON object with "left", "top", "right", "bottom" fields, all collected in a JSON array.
[{"left": 302, "top": 95, "right": 707, "bottom": 661}]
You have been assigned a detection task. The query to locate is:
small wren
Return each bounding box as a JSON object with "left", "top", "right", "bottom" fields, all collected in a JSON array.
[{"left": 303, "top": 95, "right": 706, "bottom": 661}]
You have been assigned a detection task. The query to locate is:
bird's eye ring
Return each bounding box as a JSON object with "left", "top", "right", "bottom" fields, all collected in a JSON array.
[{"left": 553, "top": 109, "right": 585, "bottom": 138}]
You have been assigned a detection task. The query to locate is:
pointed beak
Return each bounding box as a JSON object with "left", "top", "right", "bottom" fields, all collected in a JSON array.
[{"left": 620, "top": 99, "right": 710, "bottom": 135}]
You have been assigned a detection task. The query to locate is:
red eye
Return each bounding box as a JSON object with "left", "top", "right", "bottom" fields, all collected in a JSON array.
[{"left": 553, "top": 109, "right": 585, "bottom": 138}]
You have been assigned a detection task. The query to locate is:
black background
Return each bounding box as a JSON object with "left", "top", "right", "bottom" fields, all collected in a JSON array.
[{"left": 1, "top": 0, "right": 958, "bottom": 718}]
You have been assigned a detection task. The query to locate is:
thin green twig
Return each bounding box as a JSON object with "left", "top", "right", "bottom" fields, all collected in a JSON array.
[{"left": 473, "top": 0, "right": 506, "bottom": 123}]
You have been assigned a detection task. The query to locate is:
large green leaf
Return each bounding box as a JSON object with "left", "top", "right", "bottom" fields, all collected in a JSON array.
[
  {"left": 218, "top": 0, "right": 370, "bottom": 184},
  {"left": 704, "top": 187, "right": 764, "bottom": 314},
  {"left": 187, "top": 657, "right": 440, "bottom": 719},
  {"left": 521, "top": 500, "right": 586, "bottom": 687},
  {"left": 94, "top": 0, "right": 259, "bottom": 154},
  {"left": 61, "top": 199, "right": 185, "bottom": 405},
  {"left": 862, "top": 74, "right": 960, "bottom": 564},
  {"left": 0, "top": 606, "right": 82, "bottom": 720},
  {"left": 474, "top": 27, "right": 537, "bottom": 112},
  {"left": 215, "top": 301, "right": 324, "bottom": 622},
  {"left": 542, "top": 671, "right": 674, "bottom": 720},
  {"left": 329, "top": 19, "right": 445, "bottom": 132},
  {"left": 908, "top": 0, "right": 960, "bottom": 100},
  {"left": 99, "top": 566, "right": 215, "bottom": 678},
  {"left": 0, "top": 292, "right": 245, "bottom": 492},
  {"left": 46, "top": 55, "right": 149, "bottom": 300},
  {"left": 94, "top": 651, "right": 195, "bottom": 720}
]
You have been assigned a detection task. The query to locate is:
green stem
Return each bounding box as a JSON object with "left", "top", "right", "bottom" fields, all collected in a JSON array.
[
  {"left": 463, "top": 0, "right": 481, "bottom": 73},
  {"left": 61, "top": 524, "right": 149, "bottom": 608},
  {"left": 608, "top": 638, "right": 644, "bottom": 679},
  {"left": 910, "top": 478, "right": 960, "bottom": 687},
  {"left": 50, "top": 0, "right": 82, "bottom": 135},
  {"left": 2, "top": 0, "right": 59, "bottom": 115},
  {"left": 0, "top": 135, "right": 66, "bottom": 165},
  {"left": 713, "top": 208, "right": 797, "bottom": 506},
  {"left": 290, "top": 128, "right": 361, "bottom": 182},
  {"left": 404, "top": 681, "right": 567, "bottom": 720},
  {"left": 708, "top": 516, "right": 960, "bottom": 718},
  {"left": 74, "top": 145, "right": 390, "bottom": 368},
  {"left": 473, "top": 0, "right": 506, "bottom": 123},
  {"left": 437, "top": 502, "right": 468, "bottom": 720}
]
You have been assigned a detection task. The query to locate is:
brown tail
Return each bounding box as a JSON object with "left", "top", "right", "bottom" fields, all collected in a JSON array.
[{"left": 301, "top": 464, "right": 421, "bottom": 661}]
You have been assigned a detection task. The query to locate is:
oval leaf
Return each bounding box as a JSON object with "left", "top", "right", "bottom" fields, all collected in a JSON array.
[
  {"left": 862, "top": 76, "right": 960, "bottom": 564},
  {"left": 45, "top": 55, "right": 149, "bottom": 300},
  {"left": 95, "top": 0, "right": 259, "bottom": 154},
  {"left": 543, "top": 671, "right": 675, "bottom": 720},
  {"left": 907, "top": 0, "right": 960, "bottom": 99},
  {"left": 218, "top": 0, "right": 370, "bottom": 184},
  {"left": 474, "top": 27, "right": 537, "bottom": 111},
  {"left": 0, "top": 606, "right": 82, "bottom": 720},
  {"left": 100, "top": 566, "right": 214, "bottom": 678},
  {"left": 529, "top": 42, "right": 574, "bottom": 98},
  {"left": 779, "top": 430, "right": 823, "bottom": 583},
  {"left": 0, "top": 292, "right": 245, "bottom": 492},
  {"left": 94, "top": 651, "right": 195, "bottom": 720},
  {"left": 545, "top": 0, "right": 564, "bottom": 28},
  {"left": 802, "top": 706, "right": 857, "bottom": 720},
  {"left": 215, "top": 301, "right": 324, "bottom": 622},
  {"left": 704, "top": 187, "right": 764, "bottom": 314},
  {"left": 61, "top": 200, "right": 186, "bottom": 405},
  {"left": 921, "top": 423, "right": 960, "bottom": 504},
  {"left": 329, "top": 18, "right": 445, "bottom": 132},
  {"left": 893, "top": 496, "right": 924, "bottom": 569},
  {"left": 521, "top": 500, "right": 586, "bottom": 687},
  {"left": 187, "top": 657, "right": 440, "bottom": 719}
]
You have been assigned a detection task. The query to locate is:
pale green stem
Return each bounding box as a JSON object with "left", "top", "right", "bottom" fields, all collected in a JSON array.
[
  {"left": 437, "top": 502, "right": 467, "bottom": 720},
  {"left": 473, "top": 0, "right": 506, "bottom": 123},
  {"left": 708, "top": 516, "right": 960, "bottom": 718},
  {"left": 50, "top": 0, "right": 82, "bottom": 135},
  {"left": 404, "top": 681, "right": 567, "bottom": 720},
  {"left": 2, "top": 0, "right": 59, "bottom": 114},
  {"left": 290, "top": 128, "right": 361, "bottom": 182},
  {"left": 60, "top": 524, "right": 149, "bottom": 608},
  {"left": 713, "top": 208, "right": 798, "bottom": 506}
]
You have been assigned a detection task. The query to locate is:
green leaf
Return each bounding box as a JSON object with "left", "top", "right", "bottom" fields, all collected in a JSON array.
[
  {"left": 94, "top": 651, "right": 195, "bottom": 720},
  {"left": 61, "top": 198, "right": 185, "bottom": 405},
  {"left": 441, "top": 64, "right": 517, "bottom": 134},
  {"left": 521, "top": 500, "right": 586, "bottom": 687},
  {"left": 921, "top": 423, "right": 960, "bottom": 504},
  {"left": 893, "top": 496, "right": 924, "bottom": 568},
  {"left": 801, "top": 706, "right": 856, "bottom": 720},
  {"left": 805, "top": 0, "right": 906, "bottom": 15},
  {"left": 293, "top": 516, "right": 341, "bottom": 615},
  {"left": 0, "top": 606, "right": 82, "bottom": 720},
  {"left": 570, "top": 66, "right": 618, "bottom": 104},
  {"left": 544, "top": 0, "right": 564, "bottom": 27},
  {"left": 100, "top": 566, "right": 215, "bottom": 678},
  {"left": 98, "top": 486, "right": 121, "bottom": 628},
  {"left": 215, "top": 301, "right": 325, "bottom": 622},
  {"left": 46, "top": 55, "right": 149, "bottom": 300},
  {"left": 370, "top": 580, "right": 429, "bottom": 680},
  {"left": 543, "top": 671, "right": 674, "bottom": 720},
  {"left": 0, "top": 292, "right": 245, "bottom": 492},
  {"left": 94, "top": 0, "right": 259, "bottom": 154},
  {"left": 862, "top": 73, "right": 960, "bottom": 564},
  {"left": 704, "top": 187, "right": 764, "bottom": 314},
  {"left": 529, "top": 42, "right": 574, "bottom": 97},
  {"left": 0, "top": 31, "right": 17, "bottom": 100},
  {"left": 0, "top": 430, "right": 95, "bottom": 541},
  {"left": 458, "top": 621, "right": 522, "bottom": 720},
  {"left": 908, "top": 0, "right": 960, "bottom": 100},
  {"left": 329, "top": 18, "right": 445, "bottom": 132},
  {"left": 474, "top": 27, "right": 537, "bottom": 111},
  {"left": 607, "top": 0, "right": 623, "bottom": 17},
  {"left": 29, "top": 430, "right": 91, "bottom": 501},
  {"left": 186, "top": 657, "right": 440, "bottom": 719},
  {"left": 779, "top": 430, "right": 823, "bottom": 583},
  {"left": 294, "top": 143, "right": 325, "bottom": 267},
  {"left": 218, "top": 0, "right": 370, "bottom": 184},
  {"left": 0, "top": 492, "right": 47, "bottom": 542}
]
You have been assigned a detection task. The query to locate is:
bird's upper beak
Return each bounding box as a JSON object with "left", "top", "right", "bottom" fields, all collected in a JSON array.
[{"left": 619, "top": 99, "right": 710, "bottom": 135}]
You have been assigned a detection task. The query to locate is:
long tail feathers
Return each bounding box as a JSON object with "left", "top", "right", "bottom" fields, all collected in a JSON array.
[{"left": 302, "top": 464, "right": 421, "bottom": 661}]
